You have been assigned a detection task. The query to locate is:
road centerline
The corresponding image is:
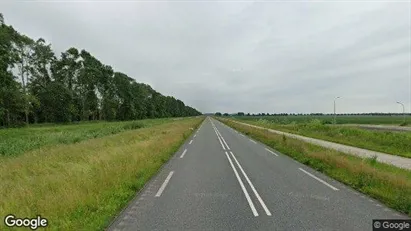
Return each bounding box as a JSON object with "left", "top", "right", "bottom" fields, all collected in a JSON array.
[
  {"left": 213, "top": 126, "right": 226, "bottom": 150},
  {"left": 229, "top": 151, "right": 272, "bottom": 216},
  {"left": 224, "top": 151, "right": 259, "bottom": 217},
  {"left": 213, "top": 125, "right": 231, "bottom": 150}
]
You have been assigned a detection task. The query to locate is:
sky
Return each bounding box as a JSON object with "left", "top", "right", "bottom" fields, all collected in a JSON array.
[{"left": 1, "top": 0, "right": 410, "bottom": 114}]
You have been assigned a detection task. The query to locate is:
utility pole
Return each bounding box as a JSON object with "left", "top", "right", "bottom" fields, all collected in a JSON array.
[
  {"left": 333, "top": 96, "right": 341, "bottom": 124},
  {"left": 397, "top": 101, "right": 405, "bottom": 124}
]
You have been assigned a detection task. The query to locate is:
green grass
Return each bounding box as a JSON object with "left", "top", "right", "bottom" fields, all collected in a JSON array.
[
  {"left": 218, "top": 118, "right": 411, "bottom": 216},
  {"left": 0, "top": 117, "right": 204, "bottom": 230},
  {"left": 234, "top": 118, "right": 411, "bottom": 158},
  {"left": 0, "top": 119, "right": 175, "bottom": 157},
  {"left": 234, "top": 115, "right": 411, "bottom": 125}
]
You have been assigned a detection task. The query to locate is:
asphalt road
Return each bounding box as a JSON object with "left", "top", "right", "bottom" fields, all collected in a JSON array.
[{"left": 108, "top": 117, "right": 408, "bottom": 231}]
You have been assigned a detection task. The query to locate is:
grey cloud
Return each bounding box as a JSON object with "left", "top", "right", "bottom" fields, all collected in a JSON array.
[{"left": 0, "top": 0, "right": 409, "bottom": 114}]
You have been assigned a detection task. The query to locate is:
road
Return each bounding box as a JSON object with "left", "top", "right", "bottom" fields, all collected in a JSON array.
[
  {"left": 355, "top": 124, "right": 411, "bottom": 132},
  {"left": 108, "top": 117, "right": 408, "bottom": 231}
]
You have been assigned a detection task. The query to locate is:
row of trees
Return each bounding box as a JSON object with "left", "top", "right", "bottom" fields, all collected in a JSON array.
[
  {"left": 215, "top": 112, "right": 410, "bottom": 117},
  {"left": 0, "top": 14, "right": 201, "bottom": 127}
]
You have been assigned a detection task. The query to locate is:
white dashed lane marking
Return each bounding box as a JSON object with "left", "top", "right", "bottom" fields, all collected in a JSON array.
[
  {"left": 180, "top": 149, "right": 188, "bottom": 158},
  {"left": 299, "top": 168, "right": 339, "bottom": 191},
  {"left": 265, "top": 148, "right": 279, "bottom": 157},
  {"left": 155, "top": 171, "right": 175, "bottom": 197}
]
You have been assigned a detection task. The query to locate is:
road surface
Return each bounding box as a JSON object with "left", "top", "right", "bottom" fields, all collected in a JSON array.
[
  {"left": 108, "top": 117, "right": 408, "bottom": 231},
  {"left": 355, "top": 124, "right": 411, "bottom": 132}
]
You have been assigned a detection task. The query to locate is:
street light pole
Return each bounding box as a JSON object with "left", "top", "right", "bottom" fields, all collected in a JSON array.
[
  {"left": 397, "top": 101, "right": 405, "bottom": 124},
  {"left": 334, "top": 96, "right": 341, "bottom": 124}
]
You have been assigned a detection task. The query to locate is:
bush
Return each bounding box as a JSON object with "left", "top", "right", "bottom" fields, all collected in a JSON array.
[
  {"left": 322, "top": 120, "right": 332, "bottom": 125},
  {"left": 122, "top": 121, "right": 145, "bottom": 130},
  {"left": 306, "top": 119, "right": 324, "bottom": 129}
]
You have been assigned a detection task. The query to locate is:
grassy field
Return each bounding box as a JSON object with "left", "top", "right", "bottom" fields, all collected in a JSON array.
[
  {"left": 235, "top": 115, "right": 410, "bottom": 125},
  {"left": 233, "top": 117, "right": 411, "bottom": 158},
  {"left": 0, "top": 119, "right": 176, "bottom": 157},
  {"left": 217, "top": 118, "right": 411, "bottom": 216},
  {"left": 0, "top": 117, "right": 204, "bottom": 230}
]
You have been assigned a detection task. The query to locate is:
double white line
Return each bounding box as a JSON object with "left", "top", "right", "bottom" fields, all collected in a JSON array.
[
  {"left": 211, "top": 121, "right": 271, "bottom": 217},
  {"left": 212, "top": 123, "right": 230, "bottom": 150}
]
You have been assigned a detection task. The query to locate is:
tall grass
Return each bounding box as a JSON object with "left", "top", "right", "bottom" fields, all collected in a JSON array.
[
  {"left": 0, "top": 117, "right": 203, "bottom": 230},
  {"left": 241, "top": 119, "right": 411, "bottom": 158},
  {"left": 0, "top": 119, "right": 172, "bottom": 157},
  {"left": 219, "top": 118, "right": 411, "bottom": 216}
]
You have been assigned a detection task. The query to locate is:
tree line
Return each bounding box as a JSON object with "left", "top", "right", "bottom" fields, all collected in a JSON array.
[{"left": 0, "top": 14, "right": 201, "bottom": 127}]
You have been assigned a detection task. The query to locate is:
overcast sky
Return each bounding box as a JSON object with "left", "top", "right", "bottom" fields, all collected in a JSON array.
[{"left": 1, "top": 0, "right": 410, "bottom": 114}]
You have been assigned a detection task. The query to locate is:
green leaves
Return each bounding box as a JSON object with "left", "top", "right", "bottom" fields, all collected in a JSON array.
[{"left": 0, "top": 13, "right": 201, "bottom": 127}]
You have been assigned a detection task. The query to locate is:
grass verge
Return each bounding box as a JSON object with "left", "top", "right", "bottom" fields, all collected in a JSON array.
[
  {"left": 217, "top": 117, "right": 411, "bottom": 216},
  {"left": 0, "top": 119, "right": 173, "bottom": 157},
  {"left": 234, "top": 115, "right": 411, "bottom": 125},
  {"left": 238, "top": 118, "right": 411, "bottom": 158},
  {"left": 0, "top": 117, "right": 204, "bottom": 230}
]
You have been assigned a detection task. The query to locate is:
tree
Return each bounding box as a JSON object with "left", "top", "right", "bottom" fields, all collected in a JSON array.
[
  {"left": 0, "top": 13, "right": 201, "bottom": 126},
  {"left": 28, "top": 38, "right": 56, "bottom": 123},
  {"left": 223, "top": 113, "right": 229, "bottom": 116},
  {"left": 36, "top": 82, "right": 72, "bottom": 122},
  {"left": 0, "top": 20, "right": 26, "bottom": 126},
  {"left": 237, "top": 112, "right": 245, "bottom": 116},
  {"left": 15, "top": 34, "right": 34, "bottom": 124}
]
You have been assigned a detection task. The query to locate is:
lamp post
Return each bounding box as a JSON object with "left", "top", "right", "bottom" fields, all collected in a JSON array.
[
  {"left": 396, "top": 101, "right": 405, "bottom": 124},
  {"left": 333, "top": 96, "right": 341, "bottom": 124}
]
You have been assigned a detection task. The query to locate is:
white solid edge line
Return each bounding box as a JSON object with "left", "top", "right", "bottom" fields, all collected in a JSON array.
[
  {"left": 265, "top": 148, "right": 279, "bottom": 157},
  {"left": 189, "top": 140, "right": 193, "bottom": 144},
  {"left": 299, "top": 168, "right": 339, "bottom": 191},
  {"left": 194, "top": 134, "right": 197, "bottom": 137},
  {"left": 249, "top": 139, "right": 257, "bottom": 144},
  {"left": 180, "top": 149, "right": 187, "bottom": 158},
  {"left": 155, "top": 171, "right": 175, "bottom": 197},
  {"left": 224, "top": 151, "right": 259, "bottom": 217},
  {"left": 230, "top": 151, "right": 272, "bottom": 216},
  {"left": 213, "top": 127, "right": 226, "bottom": 150}
]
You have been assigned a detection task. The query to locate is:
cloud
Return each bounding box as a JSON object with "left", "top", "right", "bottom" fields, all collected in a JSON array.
[{"left": 1, "top": 0, "right": 410, "bottom": 113}]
